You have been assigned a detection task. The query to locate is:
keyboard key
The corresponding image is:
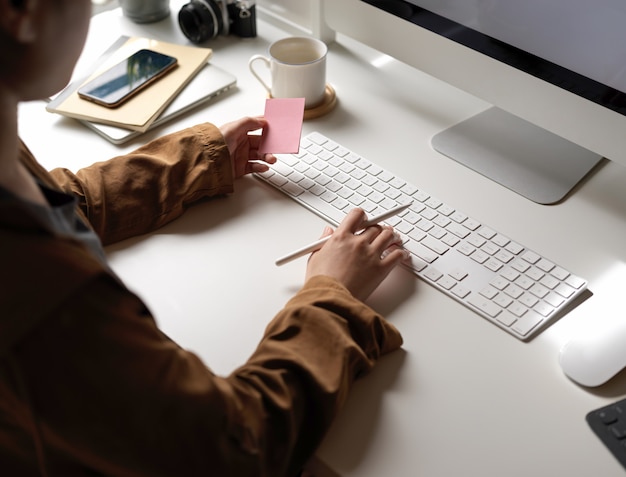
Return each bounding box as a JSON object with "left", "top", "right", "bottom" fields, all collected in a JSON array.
[
  {"left": 496, "top": 310, "right": 517, "bottom": 327},
  {"left": 511, "top": 312, "right": 543, "bottom": 336},
  {"left": 468, "top": 294, "right": 502, "bottom": 318},
  {"left": 421, "top": 236, "right": 449, "bottom": 255},
  {"left": 423, "top": 267, "right": 443, "bottom": 282}
]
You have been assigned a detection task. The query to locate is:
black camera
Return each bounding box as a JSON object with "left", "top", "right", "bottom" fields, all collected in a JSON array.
[{"left": 178, "top": 0, "right": 257, "bottom": 44}]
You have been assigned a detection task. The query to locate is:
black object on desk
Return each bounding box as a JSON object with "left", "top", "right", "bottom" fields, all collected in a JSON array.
[{"left": 587, "top": 397, "right": 626, "bottom": 470}]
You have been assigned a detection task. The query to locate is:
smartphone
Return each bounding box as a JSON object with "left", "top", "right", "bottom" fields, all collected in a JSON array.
[{"left": 78, "top": 49, "right": 178, "bottom": 108}]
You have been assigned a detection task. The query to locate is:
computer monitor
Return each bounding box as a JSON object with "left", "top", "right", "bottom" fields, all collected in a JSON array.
[{"left": 323, "top": 0, "right": 626, "bottom": 204}]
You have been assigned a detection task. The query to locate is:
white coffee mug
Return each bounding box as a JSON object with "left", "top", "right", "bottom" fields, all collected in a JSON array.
[{"left": 249, "top": 37, "right": 328, "bottom": 109}]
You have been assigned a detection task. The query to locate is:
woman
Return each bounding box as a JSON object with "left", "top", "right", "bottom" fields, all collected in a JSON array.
[{"left": 0, "top": 1, "right": 407, "bottom": 476}]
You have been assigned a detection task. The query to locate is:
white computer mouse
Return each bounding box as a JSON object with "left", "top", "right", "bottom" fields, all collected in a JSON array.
[{"left": 559, "top": 320, "right": 626, "bottom": 387}]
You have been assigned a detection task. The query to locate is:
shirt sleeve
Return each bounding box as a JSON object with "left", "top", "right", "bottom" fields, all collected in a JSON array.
[
  {"left": 49, "top": 123, "right": 233, "bottom": 245},
  {"left": 13, "top": 273, "right": 402, "bottom": 477}
]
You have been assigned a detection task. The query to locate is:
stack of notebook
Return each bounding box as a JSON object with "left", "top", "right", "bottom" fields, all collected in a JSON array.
[{"left": 47, "top": 36, "right": 237, "bottom": 144}]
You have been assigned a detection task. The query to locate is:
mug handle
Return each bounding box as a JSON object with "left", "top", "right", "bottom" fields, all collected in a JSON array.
[{"left": 248, "top": 55, "right": 272, "bottom": 96}]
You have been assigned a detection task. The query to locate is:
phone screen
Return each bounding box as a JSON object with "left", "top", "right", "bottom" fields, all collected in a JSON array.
[{"left": 78, "top": 49, "right": 178, "bottom": 108}]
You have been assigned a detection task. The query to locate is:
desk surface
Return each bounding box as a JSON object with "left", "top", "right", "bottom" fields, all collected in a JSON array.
[{"left": 18, "top": 3, "right": 626, "bottom": 476}]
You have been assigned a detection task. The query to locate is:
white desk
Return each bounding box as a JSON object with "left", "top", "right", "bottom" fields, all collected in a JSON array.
[{"left": 18, "top": 3, "right": 626, "bottom": 476}]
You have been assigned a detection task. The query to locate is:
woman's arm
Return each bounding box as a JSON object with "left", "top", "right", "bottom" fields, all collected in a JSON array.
[
  {"left": 13, "top": 272, "right": 401, "bottom": 477},
  {"left": 50, "top": 123, "right": 233, "bottom": 245}
]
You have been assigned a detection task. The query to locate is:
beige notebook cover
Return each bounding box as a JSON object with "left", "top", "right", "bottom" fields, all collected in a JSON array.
[{"left": 47, "top": 37, "right": 212, "bottom": 132}]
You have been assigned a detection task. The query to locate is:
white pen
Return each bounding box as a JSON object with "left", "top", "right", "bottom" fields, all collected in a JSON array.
[{"left": 275, "top": 201, "right": 413, "bottom": 266}]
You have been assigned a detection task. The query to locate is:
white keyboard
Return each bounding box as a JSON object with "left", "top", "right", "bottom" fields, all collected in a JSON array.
[{"left": 255, "top": 132, "right": 588, "bottom": 341}]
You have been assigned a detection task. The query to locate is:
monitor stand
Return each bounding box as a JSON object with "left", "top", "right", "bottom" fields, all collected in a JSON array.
[{"left": 431, "top": 107, "right": 604, "bottom": 204}]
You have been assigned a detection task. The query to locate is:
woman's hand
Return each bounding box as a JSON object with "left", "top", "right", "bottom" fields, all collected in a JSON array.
[
  {"left": 219, "top": 116, "right": 277, "bottom": 179},
  {"left": 305, "top": 208, "right": 409, "bottom": 302}
]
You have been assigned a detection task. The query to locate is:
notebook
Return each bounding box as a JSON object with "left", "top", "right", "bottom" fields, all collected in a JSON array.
[{"left": 47, "top": 36, "right": 214, "bottom": 133}]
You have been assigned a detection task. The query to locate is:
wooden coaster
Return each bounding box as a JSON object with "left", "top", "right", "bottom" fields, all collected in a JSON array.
[{"left": 304, "top": 84, "right": 337, "bottom": 120}]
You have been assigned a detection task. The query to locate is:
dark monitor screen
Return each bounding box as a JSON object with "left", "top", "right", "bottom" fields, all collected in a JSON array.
[{"left": 363, "top": 0, "right": 626, "bottom": 117}]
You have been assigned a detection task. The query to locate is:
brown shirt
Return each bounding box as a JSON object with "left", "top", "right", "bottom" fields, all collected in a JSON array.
[{"left": 0, "top": 123, "right": 402, "bottom": 476}]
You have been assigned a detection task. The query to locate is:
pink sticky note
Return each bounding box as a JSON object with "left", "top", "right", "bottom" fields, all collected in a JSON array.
[{"left": 259, "top": 98, "right": 306, "bottom": 154}]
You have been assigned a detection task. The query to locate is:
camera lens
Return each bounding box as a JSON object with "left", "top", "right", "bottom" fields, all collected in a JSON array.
[{"left": 178, "top": 0, "right": 225, "bottom": 44}]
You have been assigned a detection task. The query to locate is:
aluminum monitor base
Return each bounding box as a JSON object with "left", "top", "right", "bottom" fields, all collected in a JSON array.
[{"left": 432, "top": 107, "right": 604, "bottom": 204}]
